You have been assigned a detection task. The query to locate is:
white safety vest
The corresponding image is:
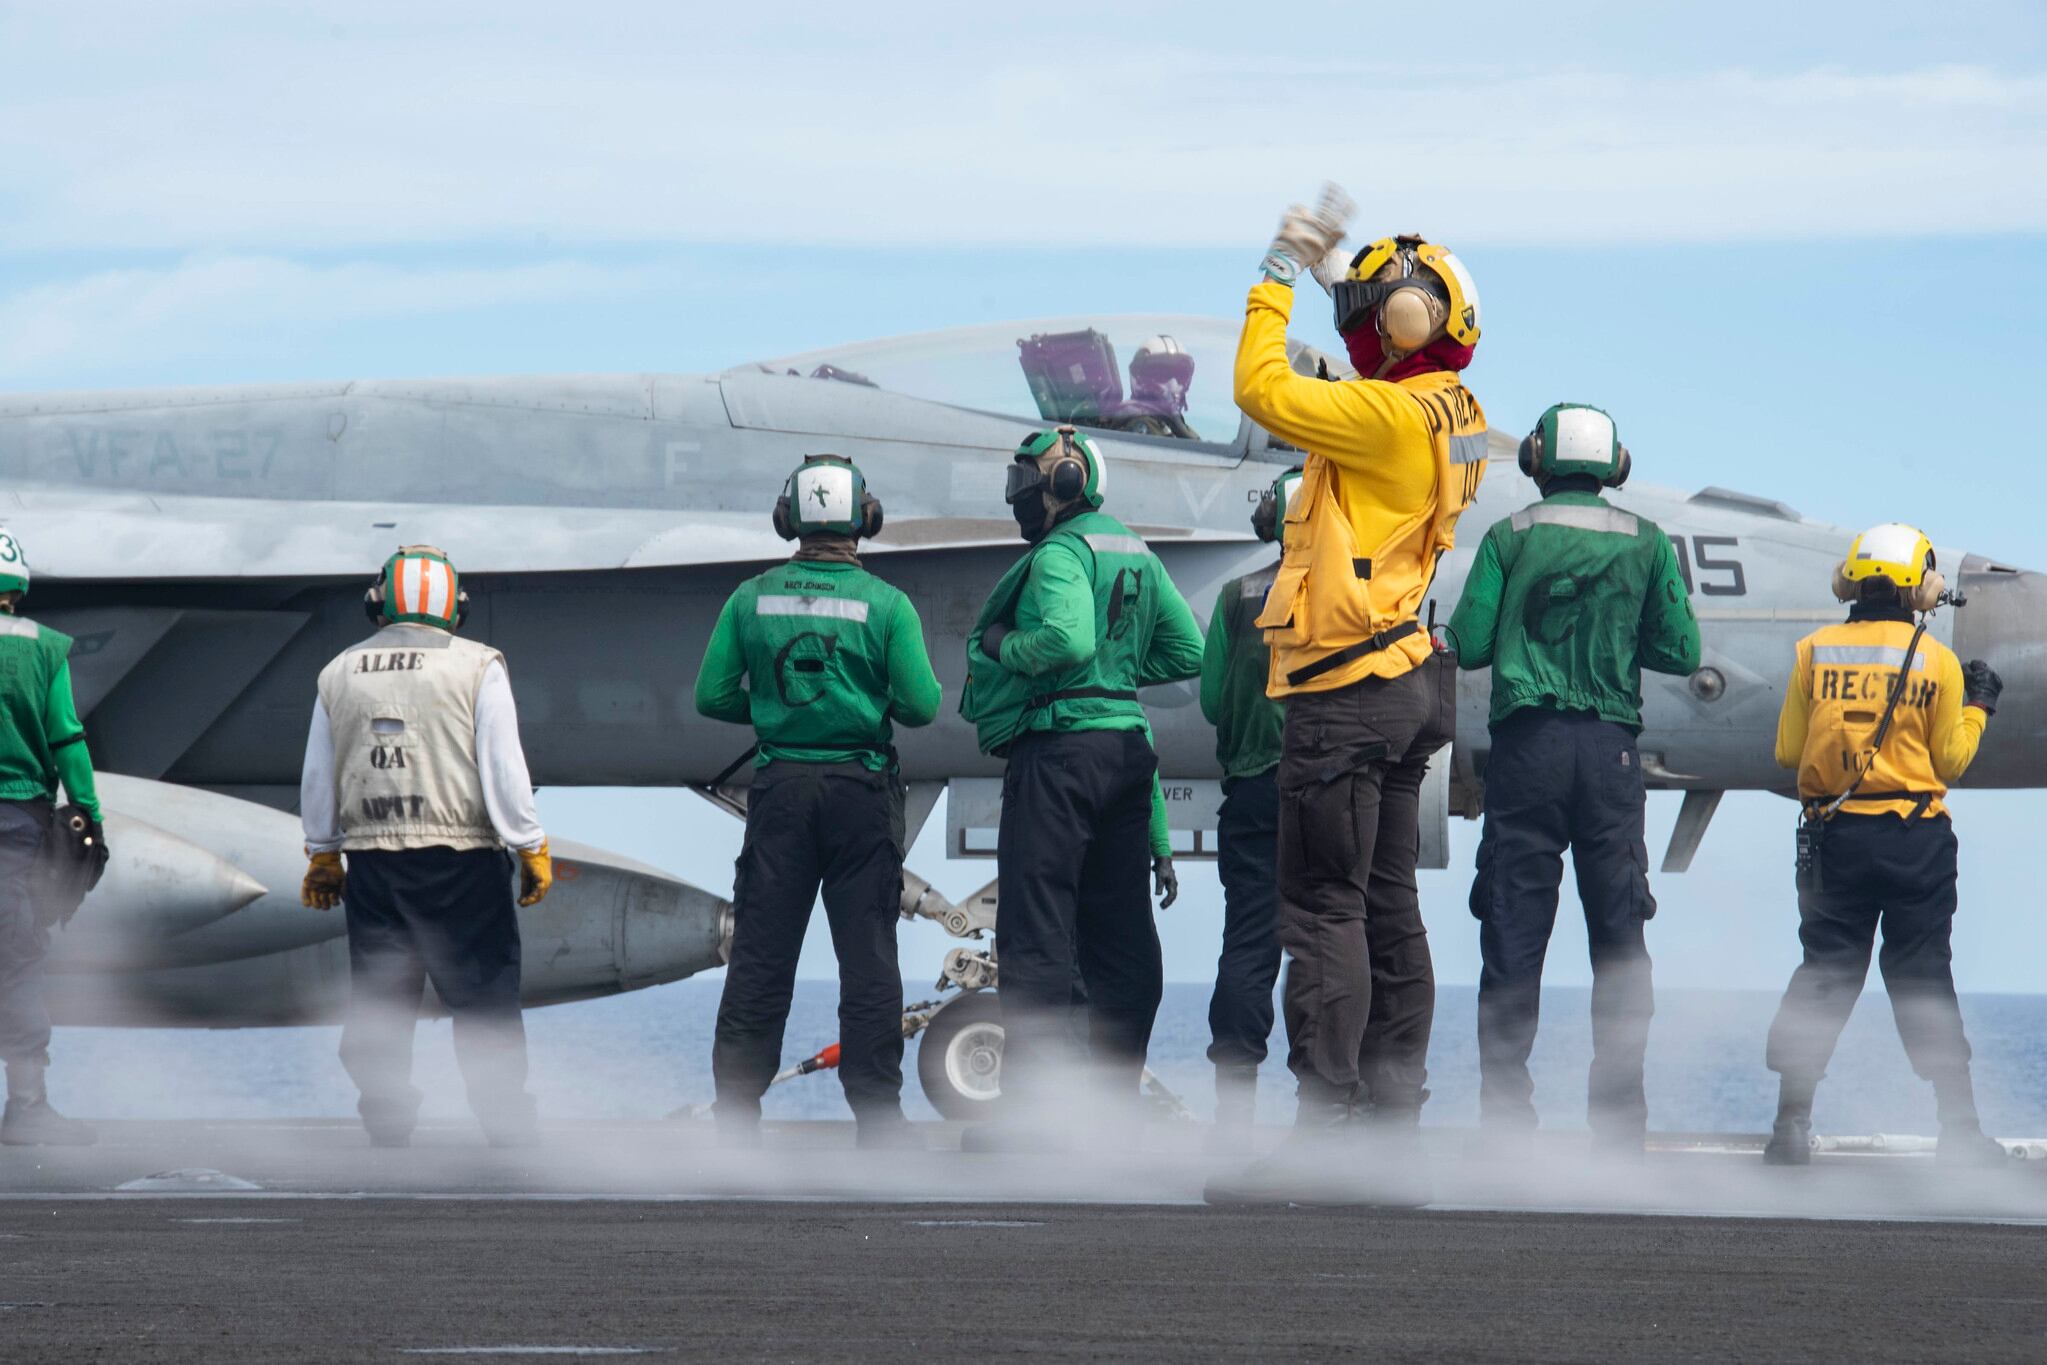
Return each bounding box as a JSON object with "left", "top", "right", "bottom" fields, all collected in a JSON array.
[{"left": 316, "top": 624, "right": 505, "bottom": 852}]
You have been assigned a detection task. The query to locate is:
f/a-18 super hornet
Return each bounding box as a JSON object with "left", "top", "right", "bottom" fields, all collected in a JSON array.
[{"left": 1, "top": 315, "right": 2039, "bottom": 1112}]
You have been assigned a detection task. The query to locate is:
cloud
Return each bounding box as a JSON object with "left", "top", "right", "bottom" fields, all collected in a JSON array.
[
  {"left": 0, "top": 256, "right": 672, "bottom": 380},
  {"left": 0, "top": 3, "right": 2040, "bottom": 250}
]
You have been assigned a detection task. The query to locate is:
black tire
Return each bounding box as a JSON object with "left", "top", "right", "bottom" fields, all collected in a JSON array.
[{"left": 916, "top": 991, "right": 1005, "bottom": 1120}]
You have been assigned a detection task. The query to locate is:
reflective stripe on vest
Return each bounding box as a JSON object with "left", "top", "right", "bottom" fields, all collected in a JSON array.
[
  {"left": 1083, "top": 533, "right": 1150, "bottom": 557},
  {"left": 757, "top": 594, "right": 872, "bottom": 623},
  {"left": 1810, "top": 645, "right": 1927, "bottom": 670},
  {"left": 1509, "top": 504, "right": 1640, "bottom": 536}
]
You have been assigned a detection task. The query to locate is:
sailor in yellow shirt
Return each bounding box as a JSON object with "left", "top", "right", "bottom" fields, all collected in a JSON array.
[
  {"left": 1209, "top": 185, "right": 1487, "bottom": 1207},
  {"left": 1762, "top": 523, "right": 2009, "bottom": 1169}
]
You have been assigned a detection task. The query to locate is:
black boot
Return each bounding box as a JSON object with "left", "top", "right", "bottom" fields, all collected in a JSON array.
[
  {"left": 358, "top": 1086, "right": 423, "bottom": 1149},
  {"left": 479, "top": 1092, "right": 541, "bottom": 1149},
  {"left": 854, "top": 1109, "right": 926, "bottom": 1152},
  {"left": 1933, "top": 1073, "right": 2008, "bottom": 1168},
  {"left": 1, "top": 1059, "right": 96, "bottom": 1148},
  {"left": 1205, "top": 1066, "right": 1258, "bottom": 1155},
  {"left": 1762, "top": 1078, "right": 1814, "bottom": 1167},
  {"left": 1204, "top": 1094, "right": 1367, "bottom": 1205}
]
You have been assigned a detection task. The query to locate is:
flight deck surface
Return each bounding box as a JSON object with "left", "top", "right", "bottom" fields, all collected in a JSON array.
[{"left": 1, "top": 1120, "right": 2044, "bottom": 1361}]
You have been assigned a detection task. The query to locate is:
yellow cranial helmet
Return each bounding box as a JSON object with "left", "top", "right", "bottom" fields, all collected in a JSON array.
[
  {"left": 1833, "top": 523, "right": 1944, "bottom": 611},
  {"left": 1333, "top": 235, "right": 1482, "bottom": 353}
]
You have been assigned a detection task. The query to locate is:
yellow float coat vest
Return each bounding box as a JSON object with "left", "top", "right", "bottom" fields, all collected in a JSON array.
[
  {"left": 1775, "top": 617, "right": 1984, "bottom": 820},
  {"left": 1254, "top": 374, "right": 1488, "bottom": 695}
]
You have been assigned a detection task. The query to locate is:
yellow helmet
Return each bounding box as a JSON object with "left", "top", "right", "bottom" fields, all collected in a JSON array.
[
  {"left": 1833, "top": 522, "right": 1945, "bottom": 610},
  {"left": 1333, "top": 234, "right": 1481, "bottom": 353}
]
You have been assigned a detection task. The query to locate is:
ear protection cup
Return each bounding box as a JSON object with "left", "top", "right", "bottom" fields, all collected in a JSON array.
[
  {"left": 771, "top": 494, "right": 796, "bottom": 541},
  {"left": 1049, "top": 457, "right": 1088, "bottom": 503},
  {"left": 1607, "top": 444, "right": 1632, "bottom": 489},
  {"left": 1910, "top": 570, "right": 1946, "bottom": 613},
  {"left": 1379, "top": 286, "right": 1447, "bottom": 354},
  {"left": 1831, "top": 562, "right": 1859, "bottom": 603},
  {"left": 859, "top": 492, "right": 885, "bottom": 539}
]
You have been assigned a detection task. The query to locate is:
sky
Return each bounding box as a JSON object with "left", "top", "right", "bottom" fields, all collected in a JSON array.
[{"left": 3, "top": 1, "right": 2045, "bottom": 993}]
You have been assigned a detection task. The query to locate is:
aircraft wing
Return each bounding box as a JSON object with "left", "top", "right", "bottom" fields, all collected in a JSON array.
[{"left": 7, "top": 492, "right": 1248, "bottom": 582}]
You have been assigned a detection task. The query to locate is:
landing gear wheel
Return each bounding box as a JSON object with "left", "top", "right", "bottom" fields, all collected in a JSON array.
[{"left": 917, "top": 992, "right": 1004, "bottom": 1120}]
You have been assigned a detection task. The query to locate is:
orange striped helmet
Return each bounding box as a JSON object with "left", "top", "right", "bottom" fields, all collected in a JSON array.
[{"left": 368, "top": 545, "right": 468, "bottom": 629}]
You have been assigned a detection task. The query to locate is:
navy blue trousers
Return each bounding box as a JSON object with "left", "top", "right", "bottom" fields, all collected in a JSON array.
[
  {"left": 1765, "top": 813, "right": 1973, "bottom": 1109},
  {"left": 1206, "top": 769, "right": 1281, "bottom": 1072},
  {"left": 1471, "top": 709, "right": 1656, "bottom": 1137},
  {"left": 339, "top": 846, "right": 531, "bottom": 1135},
  {"left": 0, "top": 803, "right": 50, "bottom": 1064},
  {"left": 714, "top": 761, "right": 905, "bottom": 1125},
  {"left": 996, "top": 729, "right": 1162, "bottom": 1111}
]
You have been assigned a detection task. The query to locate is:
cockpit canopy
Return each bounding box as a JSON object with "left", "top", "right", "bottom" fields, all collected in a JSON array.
[{"left": 731, "top": 315, "right": 1343, "bottom": 450}]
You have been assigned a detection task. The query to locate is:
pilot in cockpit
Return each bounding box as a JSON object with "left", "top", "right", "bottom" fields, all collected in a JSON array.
[
  {"left": 1014, "top": 329, "right": 1201, "bottom": 442},
  {"left": 1121, "top": 335, "right": 1199, "bottom": 441}
]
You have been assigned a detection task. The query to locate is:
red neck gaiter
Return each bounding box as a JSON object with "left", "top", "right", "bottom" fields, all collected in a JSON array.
[{"left": 1344, "top": 325, "right": 1476, "bottom": 384}]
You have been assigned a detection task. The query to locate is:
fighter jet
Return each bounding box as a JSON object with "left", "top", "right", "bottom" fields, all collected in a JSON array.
[{"left": 1, "top": 314, "right": 2038, "bottom": 1112}]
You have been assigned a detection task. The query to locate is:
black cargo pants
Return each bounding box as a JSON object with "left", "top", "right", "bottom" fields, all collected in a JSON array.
[
  {"left": 1765, "top": 813, "right": 1975, "bottom": 1110},
  {"left": 339, "top": 846, "right": 533, "bottom": 1138},
  {"left": 1470, "top": 709, "right": 1657, "bottom": 1138},
  {"left": 996, "top": 728, "right": 1162, "bottom": 1114},
  {"left": 1206, "top": 767, "right": 1281, "bottom": 1072},
  {"left": 0, "top": 802, "right": 51, "bottom": 1066},
  {"left": 713, "top": 761, "right": 905, "bottom": 1127},
  {"left": 1277, "top": 652, "right": 1455, "bottom": 1114}
]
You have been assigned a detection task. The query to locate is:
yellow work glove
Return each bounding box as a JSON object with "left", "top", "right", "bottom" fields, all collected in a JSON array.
[
  {"left": 301, "top": 851, "right": 345, "bottom": 910},
  {"left": 517, "top": 842, "right": 554, "bottom": 907}
]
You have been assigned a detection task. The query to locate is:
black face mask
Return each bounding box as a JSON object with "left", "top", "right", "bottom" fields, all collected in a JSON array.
[
  {"left": 1006, "top": 460, "right": 1052, "bottom": 543},
  {"left": 1011, "top": 491, "right": 1051, "bottom": 543}
]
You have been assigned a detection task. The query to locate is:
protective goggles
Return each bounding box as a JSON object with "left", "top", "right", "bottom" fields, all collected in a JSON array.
[
  {"left": 1004, "top": 457, "right": 1049, "bottom": 505},
  {"left": 1005, "top": 426, "right": 1082, "bottom": 504},
  {"left": 1331, "top": 273, "right": 1448, "bottom": 336}
]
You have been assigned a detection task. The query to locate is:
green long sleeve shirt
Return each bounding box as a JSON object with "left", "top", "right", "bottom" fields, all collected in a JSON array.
[
  {"left": 1199, "top": 568, "right": 1284, "bottom": 779},
  {"left": 1446, "top": 489, "right": 1701, "bottom": 731},
  {"left": 694, "top": 559, "right": 942, "bottom": 770},
  {"left": 995, "top": 537, "right": 1205, "bottom": 692},
  {"left": 1000, "top": 534, "right": 1197, "bottom": 861},
  {"left": 0, "top": 618, "right": 101, "bottom": 821}
]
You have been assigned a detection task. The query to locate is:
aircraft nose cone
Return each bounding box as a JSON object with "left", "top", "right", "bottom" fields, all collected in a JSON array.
[{"left": 1952, "top": 555, "right": 2047, "bottom": 786}]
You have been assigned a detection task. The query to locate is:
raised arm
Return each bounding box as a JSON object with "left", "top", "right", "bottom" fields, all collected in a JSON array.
[{"left": 1232, "top": 281, "right": 1434, "bottom": 467}]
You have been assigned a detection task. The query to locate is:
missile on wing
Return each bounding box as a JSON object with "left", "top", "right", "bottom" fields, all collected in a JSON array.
[{"left": 44, "top": 777, "right": 731, "bottom": 1025}]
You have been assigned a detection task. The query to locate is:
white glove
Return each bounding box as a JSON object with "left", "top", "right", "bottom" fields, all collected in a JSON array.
[{"left": 1260, "top": 182, "right": 1356, "bottom": 286}]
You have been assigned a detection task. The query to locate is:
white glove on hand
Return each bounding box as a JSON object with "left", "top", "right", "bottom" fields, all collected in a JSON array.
[{"left": 1260, "top": 182, "right": 1356, "bottom": 286}]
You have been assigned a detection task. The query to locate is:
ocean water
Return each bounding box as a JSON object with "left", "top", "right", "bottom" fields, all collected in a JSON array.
[{"left": 48, "top": 981, "right": 2047, "bottom": 1138}]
